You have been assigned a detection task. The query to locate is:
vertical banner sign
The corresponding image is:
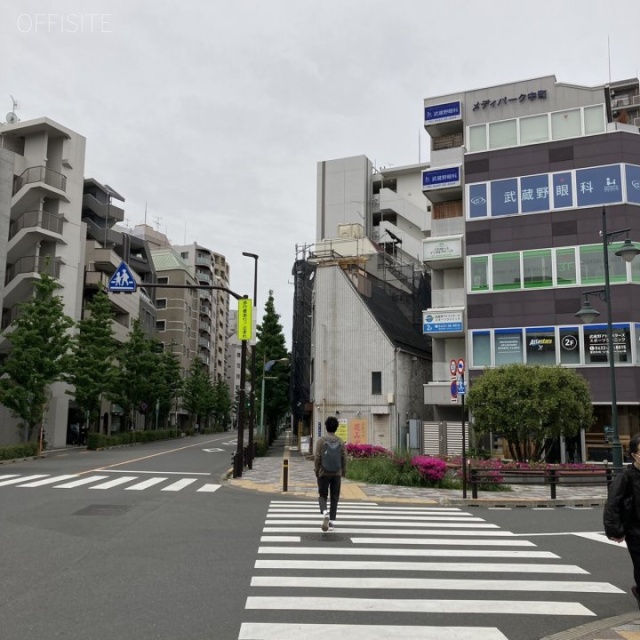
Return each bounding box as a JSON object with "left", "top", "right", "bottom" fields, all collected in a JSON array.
[{"left": 237, "top": 298, "right": 253, "bottom": 341}]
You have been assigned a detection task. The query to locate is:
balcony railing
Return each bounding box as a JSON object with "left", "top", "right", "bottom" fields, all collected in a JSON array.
[
  {"left": 1, "top": 304, "right": 22, "bottom": 330},
  {"left": 13, "top": 166, "right": 67, "bottom": 195},
  {"left": 9, "top": 210, "right": 65, "bottom": 240},
  {"left": 5, "top": 255, "right": 62, "bottom": 286}
]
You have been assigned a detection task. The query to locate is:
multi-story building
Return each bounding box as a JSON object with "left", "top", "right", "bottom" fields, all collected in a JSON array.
[
  {"left": 0, "top": 117, "right": 87, "bottom": 446},
  {"left": 174, "top": 243, "right": 230, "bottom": 382},
  {"left": 422, "top": 74, "right": 640, "bottom": 461},
  {"left": 301, "top": 155, "right": 432, "bottom": 450}
]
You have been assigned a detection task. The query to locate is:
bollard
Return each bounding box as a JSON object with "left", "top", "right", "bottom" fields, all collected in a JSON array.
[
  {"left": 471, "top": 468, "right": 478, "bottom": 499},
  {"left": 282, "top": 458, "right": 289, "bottom": 492},
  {"left": 548, "top": 468, "right": 557, "bottom": 500}
]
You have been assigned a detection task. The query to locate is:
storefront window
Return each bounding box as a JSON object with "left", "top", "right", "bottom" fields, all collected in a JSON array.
[
  {"left": 526, "top": 327, "right": 556, "bottom": 365},
  {"left": 489, "top": 119, "right": 517, "bottom": 149},
  {"left": 583, "top": 324, "right": 630, "bottom": 364},
  {"left": 495, "top": 329, "right": 523, "bottom": 365},
  {"left": 472, "top": 331, "right": 491, "bottom": 367},
  {"left": 468, "top": 125, "right": 487, "bottom": 152},
  {"left": 580, "top": 245, "right": 604, "bottom": 285},
  {"left": 584, "top": 105, "right": 605, "bottom": 135},
  {"left": 520, "top": 114, "right": 549, "bottom": 145},
  {"left": 559, "top": 327, "right": 580, "bottom": 364},
  {"left": 551, "top": 109, "right": 581, "bottom": 140}
]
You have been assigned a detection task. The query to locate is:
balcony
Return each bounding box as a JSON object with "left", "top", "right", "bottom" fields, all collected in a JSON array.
[
  {"left": 13, "top": 166, "right": 67, "bottom": 196},
  {"left": 5, "top": 255, "right": 61, "bottom": 286},
  {"left": 93, "top": 248, "right": 122, "bottom": 272},
  {"left": 84, "top": 270, "right": 111, "bottom": 289},
  {"left": 9, "top": 210, "right": 65, "bottom": 241},
  {"left": 431, "top": 287, "right": 466, "bottom": 308},
  {"left": 82, "top": 193, "right": 125, "bottom": 223}
]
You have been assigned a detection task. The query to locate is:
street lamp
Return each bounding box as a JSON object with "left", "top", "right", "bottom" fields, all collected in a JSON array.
[
  {"left": 575, "top": 207, "right": 640, "bottom": 473},
  {"left": 242, "top": 252, "right": 259, "bottom": 469},
  {"left": 260, "top": 357, "right": 289, "bottom": 442}
]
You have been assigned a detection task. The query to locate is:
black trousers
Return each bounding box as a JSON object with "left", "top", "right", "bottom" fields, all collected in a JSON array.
[
  {"left": 626, "top": 532, "right": 640, "bottom": 588},
  {"left": 317, "top": 475, "right": 341, "bottom": 521}
]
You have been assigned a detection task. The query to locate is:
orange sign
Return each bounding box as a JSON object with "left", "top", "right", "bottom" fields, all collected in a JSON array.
[{"left": 349, "top": 419, "right": 368, "bottom": 444}]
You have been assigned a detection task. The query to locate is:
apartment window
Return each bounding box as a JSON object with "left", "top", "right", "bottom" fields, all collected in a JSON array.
[
  {"left": 181, "top": 252, "right": 188, "bottom": 259},
  {"left": 520, "top": 114, "right": 549, "bottom": 145},
  {"left": 156, "top": 298, "right": 167, "bottom": 310},
  {"left": 157, "top": 276, "right": 169, "bottom": 285},
  {"left": 156, "top": 320, "right": 166, "bottom": 331},
  {"left": 371, "top": 371, "right": 382, "bottom": 395}
]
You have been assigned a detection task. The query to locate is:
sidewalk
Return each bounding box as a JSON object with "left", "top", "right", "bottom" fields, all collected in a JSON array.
[
  {"left": 227, "top": 434, "right": 640, "bottom": 640},
  {"left": 226, "top": 433, "right": 609, "bottom": 508}
]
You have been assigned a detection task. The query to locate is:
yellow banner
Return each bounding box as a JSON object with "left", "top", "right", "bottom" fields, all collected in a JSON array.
[{"left": 237, "top": 298, "right": 253, "bottom": 341}]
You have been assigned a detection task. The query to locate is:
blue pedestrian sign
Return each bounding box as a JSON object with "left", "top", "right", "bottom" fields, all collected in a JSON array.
[{"left": 109, "top": 261, "right": 137, "bottom": 293}]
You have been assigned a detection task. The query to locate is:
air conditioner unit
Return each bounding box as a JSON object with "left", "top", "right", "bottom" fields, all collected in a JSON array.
[
  {"left": 387, "top": 393, "right": 395, "bottom": 404},
  {"left": 337, "top": 223, "right": 364, "bottom": 239}
]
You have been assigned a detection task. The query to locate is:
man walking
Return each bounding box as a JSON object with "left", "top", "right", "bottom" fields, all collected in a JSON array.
[{"left": 314, "top": 416, "right": 347, "bottom": 532}]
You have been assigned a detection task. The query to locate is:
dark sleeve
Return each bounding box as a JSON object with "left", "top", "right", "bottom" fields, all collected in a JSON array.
[
  {"left": 314, "top": 437, "right": 324, "bottom": 476},
  {"left": 603, "top": 471, "right": 628, "bottom": 538}
]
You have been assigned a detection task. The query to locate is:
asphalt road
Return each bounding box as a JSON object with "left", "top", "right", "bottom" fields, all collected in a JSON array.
[{"left": 0, "top": 436, "right": 633, "bottom": 640}]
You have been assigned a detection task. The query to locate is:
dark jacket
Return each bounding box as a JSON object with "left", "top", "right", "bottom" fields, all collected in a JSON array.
[
  {"left": 603, "top": 464, "right": 640, "bottom": 539},
  {"left": 314, "top": 434, "right": 347, "bottom": 478}
]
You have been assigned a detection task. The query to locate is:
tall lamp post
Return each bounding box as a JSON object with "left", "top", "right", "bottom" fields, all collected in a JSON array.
[
  {"left": 242, "top": 252, "right": 259, "bottom": 469},
  {"left": 260, "top": 357, "right": 289, "bottom": 442},
  {"left": 575, "top": 207, "right": 640, "bottom": 473}
]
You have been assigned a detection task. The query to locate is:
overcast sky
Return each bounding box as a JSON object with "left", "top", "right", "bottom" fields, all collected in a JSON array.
[{"left": 2, "top": 0, "right": 640, "bottom": 345}]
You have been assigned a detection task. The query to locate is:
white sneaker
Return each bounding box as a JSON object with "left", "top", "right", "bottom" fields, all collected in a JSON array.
[{"left": 321, "top": 511, "right": 330, "bottom": 532}]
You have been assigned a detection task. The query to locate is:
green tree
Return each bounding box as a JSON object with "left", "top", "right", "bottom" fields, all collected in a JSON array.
[
  {"left": 66, "top": 287, "right": 118, "bottom": 432},
  {"left": 183, "top": 358, "right": 215, "bottom": 429},
  {"left": 109, "top": 319, "right": 158, "bottom": 431},
  {"left": 256, "top": 290, "right": 289, "bottom": 444},
  {"left": 212, "top": 378, "right": 232, "bottom": 431},
  {"left": 149, "top": 346, "right": 183, "bottom": 429},
  {"left": 467, "top": 364, "right": 594, "bottom": 462},
  {"left": 0, "top": 272, "right": 73, "bottom": 442}
]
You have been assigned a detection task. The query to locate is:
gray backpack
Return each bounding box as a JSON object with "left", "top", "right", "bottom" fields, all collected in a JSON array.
[{"left": 321, "top": 439, "right": 342, "bottom": 473}]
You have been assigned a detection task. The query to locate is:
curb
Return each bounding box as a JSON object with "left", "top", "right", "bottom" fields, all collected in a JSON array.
[
  {"left": 540, "top": 612, "right": 640, "bottom": 640},
  {"left": 0, "top": 455, "right": 47, "bottom": 465}
]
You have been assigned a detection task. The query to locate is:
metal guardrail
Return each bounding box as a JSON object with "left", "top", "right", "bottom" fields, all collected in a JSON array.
[{"left": 468, "top": 467, "right": 613, "bottom": 500}]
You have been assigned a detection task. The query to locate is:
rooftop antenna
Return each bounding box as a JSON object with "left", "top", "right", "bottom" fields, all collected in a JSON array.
[
  {"left": 152, "top": 215, "right": 162, "bottom": 231},
  {"left": 608, "top": 35, "right": 612, "bottom": 85},
  {"left": 144, "top": 201, "right": 148, "bottom": 225},
  {"left": 5, "top": 95, "right": 19, "bottom": 124}
]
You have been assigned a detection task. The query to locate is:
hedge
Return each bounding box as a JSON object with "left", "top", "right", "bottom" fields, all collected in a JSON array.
[
  {"left": 0, "top": 443, "right": 39, "bottom": 460},
  {"left": 87, "top": 429, "right": 177, "bottom": 450}
]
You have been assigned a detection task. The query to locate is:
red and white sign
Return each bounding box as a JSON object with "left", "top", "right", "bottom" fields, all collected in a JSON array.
[
  {"left": 449, "top": 359, "right": 457, "bottom": 376},
  {"left": 457, "top": 358, "right": 465, "bottom": 375}
]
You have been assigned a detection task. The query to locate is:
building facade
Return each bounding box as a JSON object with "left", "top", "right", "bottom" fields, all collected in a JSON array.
[{"left": 422, "top": 75, "right": 640, "bottom": 461}]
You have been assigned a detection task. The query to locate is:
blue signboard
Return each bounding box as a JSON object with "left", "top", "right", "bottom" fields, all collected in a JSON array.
[
  {"left": 520, "top": 174, "right": 550, "bottom": 213},
  {"left": 422, "top": 311, "right": 463, "bottom": 333},
  {"left": 552, "top": 172, "right": 574, "bottom": 209},
  {"left": 424, "top": 101, "right": 461, "bottom": 125},
  {"left": 490, "top": 178, "right": 519, "bottom": 216},
  {"left": 468, "top": 183, "right": 488, "bottom": 218},
  {"left": 626, "top": 164, "right": 640, "bottom": 205},
  {"left": 422, "top": 166, "right": 461, "bottom": 190},
  {"left": 576, "top": 164, "right": 623, "bottom": 207}
]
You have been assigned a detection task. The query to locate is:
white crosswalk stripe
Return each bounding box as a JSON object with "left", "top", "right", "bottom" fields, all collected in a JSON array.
[
  {"left": 0, "top": 473, "right": 221, "bottom": 494},
  {"left": 238, "top": 500, "right": 623, "bottom": 639}
]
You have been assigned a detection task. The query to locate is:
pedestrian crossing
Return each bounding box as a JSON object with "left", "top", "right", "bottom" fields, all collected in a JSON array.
[
  {"left": 0, "top": 472, "right": 221, "bottom": 494},
  {"left": 238, "top": 500, "right": 624, "bottom": 640}
]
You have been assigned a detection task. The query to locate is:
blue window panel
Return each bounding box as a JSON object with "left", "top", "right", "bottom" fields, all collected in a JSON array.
[
  {"left": 576, "top": 164, "right": 623, "bottom": 207},
  {"left": 520, "top": 174, "right": 550, "bottom": 213},
  {"left": 468, "top": 183, "right": 488, "bottom": 218},
  {"left": 625, "top": 164, "right": 640, "bottom": 205},
  {"left": 490, "top": 178, "right": 519, "bottom": 216},
  {"left": 552, "top": 172, "right": 573, "bottom": 209}
]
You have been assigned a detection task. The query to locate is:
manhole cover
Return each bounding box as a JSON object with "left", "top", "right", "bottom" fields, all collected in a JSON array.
[{"left": 73, "top": 504, "right": 132, "bottom": 516}]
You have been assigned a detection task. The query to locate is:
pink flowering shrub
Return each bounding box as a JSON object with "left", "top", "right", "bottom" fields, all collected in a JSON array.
[
  {"left": 345, "top": 443, "right": 390, "bottom": 459},
  {"left": 411, "top": 456, "right": 448, "bottom": 482}
]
